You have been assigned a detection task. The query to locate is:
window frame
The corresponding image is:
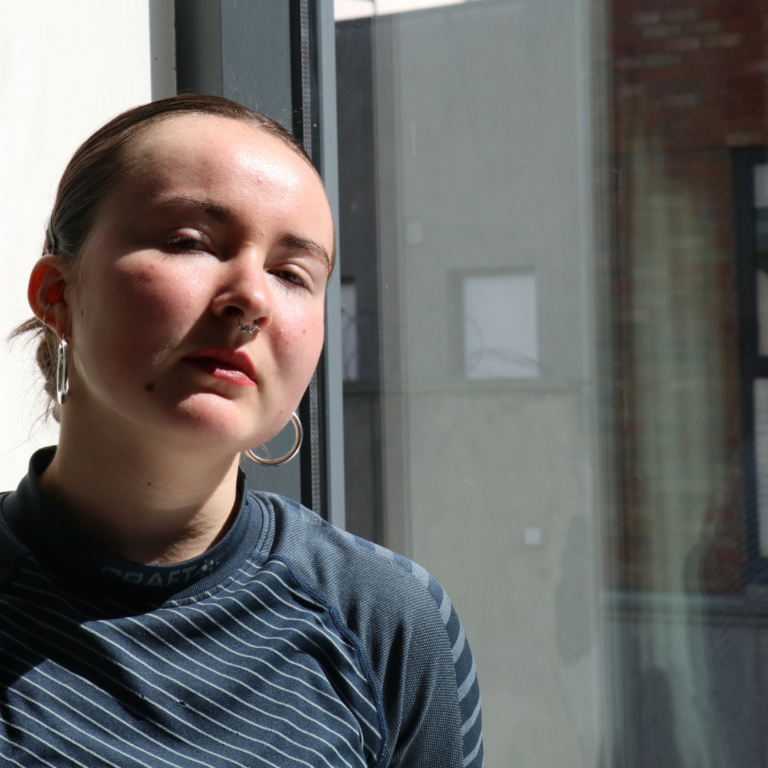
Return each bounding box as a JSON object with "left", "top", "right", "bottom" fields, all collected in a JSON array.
[{"left": 734, "top": 146, "right": 768, "bottom": 581}]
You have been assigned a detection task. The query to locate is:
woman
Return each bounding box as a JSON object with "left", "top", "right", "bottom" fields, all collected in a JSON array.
[{"left": 0, "top": 95, "right": 483, "bottom": 768}]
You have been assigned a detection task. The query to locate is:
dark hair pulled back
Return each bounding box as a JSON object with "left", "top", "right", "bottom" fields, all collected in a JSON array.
[{"left": 12, "top": 94, "right": 313, "bottom": 422}]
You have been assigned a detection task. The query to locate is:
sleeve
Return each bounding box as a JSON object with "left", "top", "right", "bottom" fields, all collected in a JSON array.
[
  {"left": 264, "top": 496, "right": 483, "bottom": 768},
  {"left": 376, "top": 555, "right": 484, "bottom": 768}
]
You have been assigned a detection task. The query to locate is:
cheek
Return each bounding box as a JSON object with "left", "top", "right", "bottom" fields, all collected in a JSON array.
[
  {"left": 111, "top": 264, "right": 188, "bottom": 324},
  {"left": 74, "top": 262, "right": 195, "bottom": 372},
  {"left": 272, "top": 305, "right": 325, "bottom": 376},
  {"left": 127, "top": 260, "right": 207, "bottom": 323}
]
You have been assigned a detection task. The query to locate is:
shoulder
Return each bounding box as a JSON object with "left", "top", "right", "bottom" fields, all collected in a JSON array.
[
  {"left": 253, "top": 491, "right": 449, "bottom": 637},
  {"left": 251, "top": 492, "right": 483, "bottom": 768}
]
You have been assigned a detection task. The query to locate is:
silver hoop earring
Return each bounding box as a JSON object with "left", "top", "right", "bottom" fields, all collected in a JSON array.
[
  {"left": 42, "top": 303, "right": 69, "bottom": 406},
  {"left": 244, "top": 412, "right": 303, "bottom": 466},
  {"left": 56, "top": 333, "right": 69, "bottom": 405},
  {"left": 238, "top": 314, "right": 260, "bottom": 335}
]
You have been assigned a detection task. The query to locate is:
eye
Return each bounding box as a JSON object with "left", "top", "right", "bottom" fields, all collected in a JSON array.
[
  {"left": 271, "top": 268, "right": 309, "bottom": 290},
  {"left": 161, "top": 234, "right": 207, "bottom": 252}
]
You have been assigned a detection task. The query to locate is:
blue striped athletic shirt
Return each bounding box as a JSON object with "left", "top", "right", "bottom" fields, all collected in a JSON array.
[{"left": 0, "top": 449, "right": 483, "bottom": 767}]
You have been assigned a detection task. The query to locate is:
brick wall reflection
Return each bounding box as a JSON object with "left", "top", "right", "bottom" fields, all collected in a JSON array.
[{"left": 610, "top": 0, "right": 765, "bottom": 592}]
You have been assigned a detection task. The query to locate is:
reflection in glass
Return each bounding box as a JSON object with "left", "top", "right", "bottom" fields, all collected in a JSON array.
[
  {"left": 755, "top": 380, "right": 768, "bottom": 555},
  {"left": 463, "top": 272, "right": 539, "bottom": 379},
  {"left": 338, "top": 4, "right": 602, "bottom": 763},
  {"left": 335, "top": 0, "right": 763, "bottom": 763},
  {"left": 340, "top": 280, "right": 359, "bottom": 382}
]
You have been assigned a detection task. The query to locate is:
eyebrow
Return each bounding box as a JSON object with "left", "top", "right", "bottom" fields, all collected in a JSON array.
[
  {"left": 147, "top": 195, "right": 230, "bottom": 221},
  {"left": 277, "top": 234, "right": 333, "bottom": 275}
]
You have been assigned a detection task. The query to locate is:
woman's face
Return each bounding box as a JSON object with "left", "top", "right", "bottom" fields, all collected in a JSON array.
[{"left": 62, "top": 115, "right": 333, "bottom": 455}]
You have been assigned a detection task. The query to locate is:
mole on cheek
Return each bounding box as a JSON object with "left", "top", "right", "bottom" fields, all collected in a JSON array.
[{"left": 144, "top": 382, "right": 155, "bottom": 393}]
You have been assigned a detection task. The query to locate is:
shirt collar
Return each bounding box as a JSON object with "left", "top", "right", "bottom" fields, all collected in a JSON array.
[{"left": 2, "top": 447, "right": 263, "bottom": 603}]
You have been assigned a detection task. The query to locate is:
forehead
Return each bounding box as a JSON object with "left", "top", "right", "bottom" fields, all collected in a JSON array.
[
  {"left": 124, "top": 114, "right": 318, "bottom": 194},
  {"left": 98, "top": 114, "right": 334, "bottom": 256}
]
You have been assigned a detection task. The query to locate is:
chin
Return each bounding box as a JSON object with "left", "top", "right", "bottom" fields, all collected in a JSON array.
[{"left": 167, "top": 394, "right": 275, "bottom": 452}]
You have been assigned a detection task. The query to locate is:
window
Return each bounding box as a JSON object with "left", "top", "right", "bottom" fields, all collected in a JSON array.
[
  {"left": 340, "top": 279, "right": 359, "bottom": 382},
  {"left": 463, "top": 271, "right": 539, "bottom": 380},
  {"left": 336, "top": 0, "right": 768, "bottom": 764},
  {"left": 735, "top": 149, "right": 768, "bottom": 574}
]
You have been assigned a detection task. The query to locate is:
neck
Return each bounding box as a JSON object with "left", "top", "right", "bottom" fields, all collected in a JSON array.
[{"left": 41, "top": 416, "right": 242, "bottom": 565}]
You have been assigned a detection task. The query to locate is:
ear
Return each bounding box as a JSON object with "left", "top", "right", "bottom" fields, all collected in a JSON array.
[{"left": 28, "top": 255, "right": 71, "bottom": 339}]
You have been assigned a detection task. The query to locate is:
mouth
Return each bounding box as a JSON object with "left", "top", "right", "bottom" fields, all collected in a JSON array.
[{"left": 185, "top": 347, "right": 257, "bottom": 387}]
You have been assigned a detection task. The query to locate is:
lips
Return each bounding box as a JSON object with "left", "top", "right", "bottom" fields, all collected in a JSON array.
[{"left": 185, "top": 347, "right": 257, "bottom": 387}]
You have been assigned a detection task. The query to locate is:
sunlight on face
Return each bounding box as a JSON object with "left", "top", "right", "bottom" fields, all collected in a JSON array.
[{"left": 63, "top": 115, "right": 335, "bottom": 456}]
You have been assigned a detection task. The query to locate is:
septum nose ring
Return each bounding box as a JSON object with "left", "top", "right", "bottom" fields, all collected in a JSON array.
[{"left": 238, "top": 314, "right": 260, "bottom": 335}]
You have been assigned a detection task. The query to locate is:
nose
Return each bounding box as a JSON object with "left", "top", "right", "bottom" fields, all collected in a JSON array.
[{"left": 210, "top": 250, "right": 272, "bottom": 332}]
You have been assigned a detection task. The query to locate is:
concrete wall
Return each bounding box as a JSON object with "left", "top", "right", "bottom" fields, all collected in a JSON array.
[
  {"left": 0, "top": 1, "right": 152, "bottom": 490},
  {"left": 368, "top": 1, "right": 607, "bottom": 764}
]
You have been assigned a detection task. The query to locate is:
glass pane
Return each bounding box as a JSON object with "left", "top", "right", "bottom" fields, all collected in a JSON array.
[{"left": 335, "top": 0, "right": 761, "bottom": 764}]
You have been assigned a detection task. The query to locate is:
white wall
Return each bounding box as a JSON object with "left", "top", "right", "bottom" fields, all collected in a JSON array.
[{"left": 0, "top": 1, "right": 152, "bottom": 490}]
